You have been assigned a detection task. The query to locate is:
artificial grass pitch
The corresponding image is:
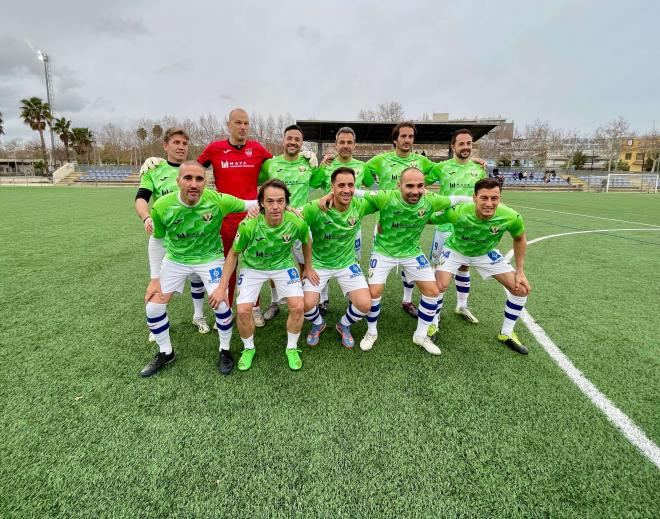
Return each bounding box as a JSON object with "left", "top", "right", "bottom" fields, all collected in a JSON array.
[{"left": 0, "top": 187, "right": 658, "bottom": 518}]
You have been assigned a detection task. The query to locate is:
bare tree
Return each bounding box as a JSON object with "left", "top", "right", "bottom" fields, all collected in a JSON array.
[
  {"left": 595, "top": 116, "right": 631, "bottom": 172},
  {"left": 642, "top": 128, "right": 660, "bottom": 173},
  {"left": 358, "top": 101, "right": 405, "bottom": 122}
]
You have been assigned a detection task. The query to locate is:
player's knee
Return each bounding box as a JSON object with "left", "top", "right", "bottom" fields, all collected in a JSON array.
[
  {"left": 354, "top": 299, "right": 371, "bottom": 314},
  {"left": 288, "top": 299, "right": 304, "bottom": 316},
  {"left": 423, "top": 286, "right": 440, "bottom": 298},
  {"left": 237, "top": 304, "right": 252, "bottom": 319}
]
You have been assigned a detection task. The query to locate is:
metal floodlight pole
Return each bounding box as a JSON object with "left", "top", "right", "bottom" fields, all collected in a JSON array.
[{"left": 38, "top": 50, "right": 56, "bottom": 167}]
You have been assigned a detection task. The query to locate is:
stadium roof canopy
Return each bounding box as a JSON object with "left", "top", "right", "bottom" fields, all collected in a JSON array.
[{"left": 295, "top": 120, "right": 497, "bottom": 144}]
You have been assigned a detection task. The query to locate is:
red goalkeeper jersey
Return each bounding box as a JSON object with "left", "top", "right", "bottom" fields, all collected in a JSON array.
[{"left": 197, "top": 140, "right": 272, "bottom": 200}]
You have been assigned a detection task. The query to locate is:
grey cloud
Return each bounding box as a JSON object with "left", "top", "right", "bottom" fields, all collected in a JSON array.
[
  {"left": 55, "top": 91, "right": 87, "bottom": 113},
  {"left": 296, "top": 25, "right": 320, "bottom": 44},
  {"left": 94, "top": 17, "right": 149, "bottom": 38},
  {"left": 219, "top": 94, "right": 234, "bottom": 101},
  {"left": 156, "top": 61, "right": 191, "bottom": 75},
  {"left": 0, "top": 35, "right": 44, "bottom": 77}
]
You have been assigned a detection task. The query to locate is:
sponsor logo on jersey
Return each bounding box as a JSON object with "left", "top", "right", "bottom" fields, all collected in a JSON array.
[
  {"left": 282, "top": 234, "right": 292, "bottom": 243},
  {"left": 323, "top": 220, "right": 333, "bottom": 225},
  {"left": 255, "top": 236, "right": 266, "bottom": 242},
  {"left": 202, "top": 212, "right": 213, "bottom": 222},
  {"left": 489, "top": 226, "right": 500, "bottom": 234},
  {"left": 276, "top": 168, "right": 285, "bottom": 173},
  {"left": 161, "top": 188, "right": 173, "bottom": 196},
  {"left": 348, "top": 217, "right": 357, "bottom": 227},
  {"left": 160, "top": 177, "right": 169, "bottom": 182},
  {"left": 220, "top": 160, "right": 250, "bottom": 168},
  {"left": 172, "top": 218, "right": 184, "bottom": 225},
  {"left": 177, "top": 232, "right": 205, "bottom": 239},
  {"left": 393, "top": 210, "right": 403, "bottom": 215},
  {"left": 223, "top": 149, "right": 231, "bottom": 154}
]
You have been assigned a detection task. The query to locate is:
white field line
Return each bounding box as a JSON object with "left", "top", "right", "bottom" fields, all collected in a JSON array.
[
  {"left": 509, "top": 205, "right": 660, "bottom": 228},
  {"left": 505, "top": 228, "right": 660, "bottom": 470}
]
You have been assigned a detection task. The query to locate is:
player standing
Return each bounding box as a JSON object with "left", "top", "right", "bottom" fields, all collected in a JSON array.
[
  {"left": 432, "top": 178, "right": 531, "bottom": 354},
  {"left": 300, "top": 167, "right": 374, "bottom": 348},
  {"left": 315, "top": 126, "right": 376, "bottom": 313},
  {"left": 425, "top": 129, "right": 486, "bottom": 336},
  {"left": 134, "top": 128, "right": 210, "bottom": 339},
  {"left": 139, "top": 162, "right": 257, "bottom": 377},
  {"left": 210, "top": 179, "right": 312, "bottom": 371},
  {"left": 338, "top": 168, "right": 471, "bottom": 354},
  {"left": 257, "top": 124, "right": 325, "bottom": 321},
  {"left": 365, "top": 122, "right": 436, "bottom": 318}
]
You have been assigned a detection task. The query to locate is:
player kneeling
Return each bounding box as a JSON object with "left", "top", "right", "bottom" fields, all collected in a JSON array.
[
  {"left": 210, "top": 179, "right": 313, "bottom": 371},
  {"left": 140, "top": 162, "right": 256, "bottom": 377},
  {"left": 300, "top": 167, "right": 374, "bottom": 348},
  {"left": 432, "top": 178, "right": 532, "bottom": 354}
]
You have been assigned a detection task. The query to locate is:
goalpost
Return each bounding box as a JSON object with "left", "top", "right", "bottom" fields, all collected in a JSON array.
[{"left": 605, "top": 173, "right": 659, "bottom": 193}]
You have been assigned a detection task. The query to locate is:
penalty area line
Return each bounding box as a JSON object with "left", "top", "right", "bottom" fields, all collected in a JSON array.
[{"left": 505, "top": 228, "right": 660, "bottom": 470}]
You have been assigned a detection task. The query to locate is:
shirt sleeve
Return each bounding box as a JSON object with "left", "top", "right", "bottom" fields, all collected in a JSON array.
[
  {"left": 362, "top": 190, "right": 388, "bottom": 211},
  {"left": 508, "top": 213, "right": 525, "bottom": 237},
  {"left": 428, "top": 193, "right": 452, "bottom": 212},
  {"left": 232, "top": 220, "right": 251, "bottom": 254},
  {"left": 197, "top": 142, "right": 216, "bottom": 168},
  {"left": 218, "top": 193, "right": 247, "bottom": 215},
  {"left": 358, "top": 197, "right": 379, "bottom": 217},
  {"left": 297, "top": 218, "right": 311, "bottom": 244},
  {"left": 425, "top": 162, "right": 443, "bottom": 184},
  {"left": 430, "top": 207, "right": 455, "bottom": 226},
  {"left": 151, "top": 203, "right": 166, "bottom": 239},
  {"left": 420, "top": 155, "right": 436, "bottom": 174},
  {"left": 258, "top": 159, "right": 271, "bottom": 184},
  {"left": 139, "top": 170, "right": 155, "bottom": 191},
  {"left": 361, "top": 163, "right": 375, "bottom": 188},
  {"left": 309, "top": 166, "right": 326, "bottom": 189},
  {"left": 364, "top": 157, "right": 380, "bottom": 183},
  {"left": 302, "top": 200, "right": 319, "bottom": 225}
]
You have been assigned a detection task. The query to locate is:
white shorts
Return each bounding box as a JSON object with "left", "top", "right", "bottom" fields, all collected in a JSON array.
[
  {"left": 430, "top": 230, "right": 452, "bottom": 265},
  {"left": 302, "top": 264, "right": 368, "bottom": 296},
  {"left": 159, "top": 258, "right": 225, "bottom": 294},
  {"left": 368, "top": 252, "right": 435, "bottom": 285},
  {"left": 236, "top": 267, "right": 304, "bottom": 305},
  {"left": 435, "top": 247, "right": 515, "bottom": 279}
]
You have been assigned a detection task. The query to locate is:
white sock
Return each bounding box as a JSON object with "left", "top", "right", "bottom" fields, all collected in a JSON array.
[
  {"left": 146, "top": 301, "right": 172, "bottom": 354},
  {"left": 455, "top": 271, "right": 470, "bottom": 308},
  {"left": 340, "top": 303, "right": 366, "bottom": 328},
  {"left": 366, "top": 297, "right": 381, "bottom": 334},
  {"left": 401, "top": 270, "right": 414, "bottom": 304},
  {"left": 241, "top": 335, "right": 255, "bottom": 350},
  {"left": 431, "top": 293, "right": 445, "bottom": 326},
  {"left": 304, "top": 306, "right": 323, "bottom": 325},
  {"left": 287, "top": 331, "right": 300, "bottom": 349},
  {"left": 190, "top": 279, "right": 205, "bottom": 319},
  {"left": 501, "top": 291, "right": 527, "bottom": 336},
  {"left": 214, "top": 302, "right": 233, "bottom": 351},
  {"left": 415, "top": 295, "right": 439, "bottom": 337}
]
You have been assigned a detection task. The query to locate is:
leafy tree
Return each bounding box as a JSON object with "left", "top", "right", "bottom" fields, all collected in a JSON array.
[
  {"left": 616, "top": 160, "right": 630, "bottom": 171},
  {"left": 52, "top": 117, "right": 73, "bottom": 162},
  {"left": 20, "top": 96, "right": 52, "bottom": 165},
  {"left": 152, "top": 124, "right": 163, "bottom": 141},
  {"left": 570, "top": 150, "right": 587, "bottom": 170},
  {"left": 643, "top": 157, "right": 654, "bottom": 171},
  {"left": 72, "top": 127, "right": 94, "bottom": 163}
]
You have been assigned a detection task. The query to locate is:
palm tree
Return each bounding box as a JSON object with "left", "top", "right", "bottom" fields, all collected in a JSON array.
[
  {"left": 152, "top": 124, "right": 163, "bottom": 141},
  {"left": 72, "top": 127, "right": 94, "bottom": 163},
  {"left": 20, "top": 97, "right": 53, "bottom": 165},
  {"left": 52, "top": 117, "right": 73, "bottom": 163},
  {"left": 0, "top": 111, "right": 4, "bottom": 136}
]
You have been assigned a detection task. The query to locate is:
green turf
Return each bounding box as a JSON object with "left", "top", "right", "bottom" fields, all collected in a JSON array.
[{"left": 1, "top": 187, "right": 658, "bottom": 518}]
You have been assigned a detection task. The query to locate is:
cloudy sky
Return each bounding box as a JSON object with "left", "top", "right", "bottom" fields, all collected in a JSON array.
[{"left": 2, "top": 0, "right": 658, "bottom": 141}]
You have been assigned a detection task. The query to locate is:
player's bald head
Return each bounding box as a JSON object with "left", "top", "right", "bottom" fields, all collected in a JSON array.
[
  {"left": 228, "top": 108, "right": 249, "bottom": 122},
  {"left": 179, "top": 160, "right": 206, "bottom": 176},
  {"left": 400, "top": 167, "right": 424, "bottom": 183}
]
